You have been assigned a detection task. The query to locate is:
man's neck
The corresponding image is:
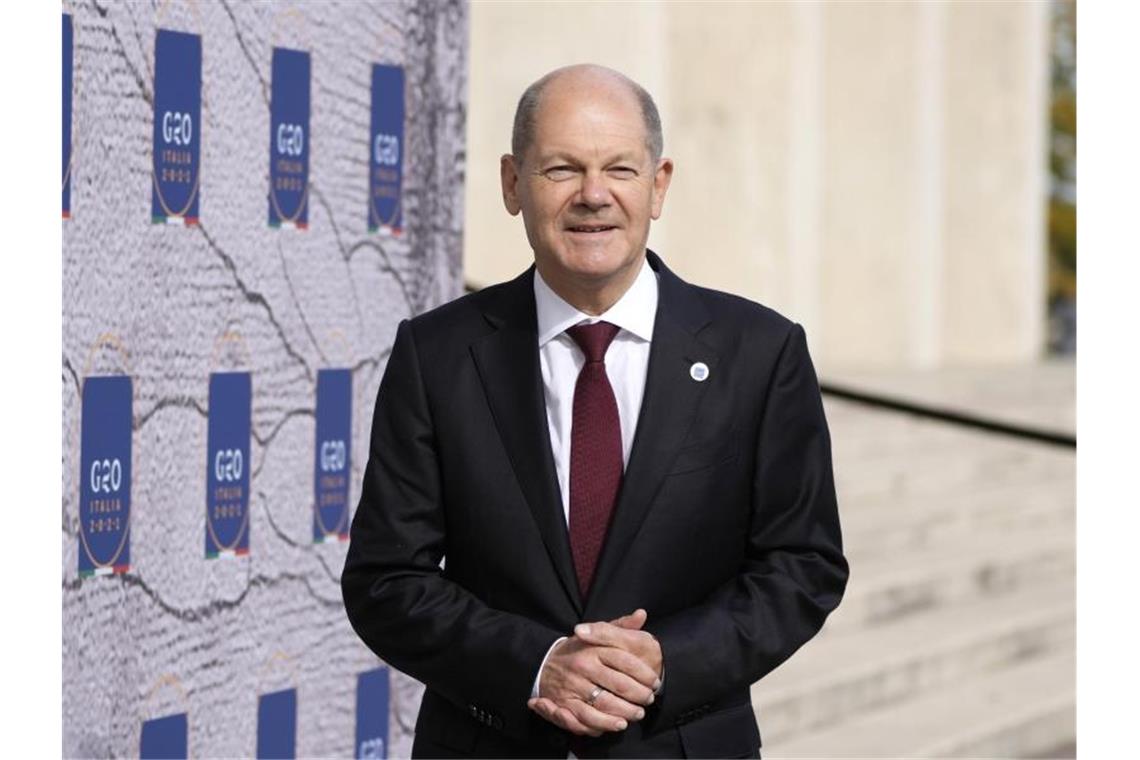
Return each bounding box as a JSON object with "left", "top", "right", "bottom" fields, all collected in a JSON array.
[{"left": 536, "top": 256, "right": 646, "bottom": 317}]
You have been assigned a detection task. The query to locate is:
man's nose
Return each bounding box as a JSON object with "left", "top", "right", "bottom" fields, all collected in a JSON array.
[{"left": 576, "top": 172, "right": 612, "bottom": 210}]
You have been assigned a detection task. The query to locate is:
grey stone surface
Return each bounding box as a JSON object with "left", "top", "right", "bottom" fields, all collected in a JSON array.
[
  {"left": 755, "top": 361, "right": 1075, "bottom": 757},
  {"left": 62, "top": 1, "right": 466, "bottom": 756}
]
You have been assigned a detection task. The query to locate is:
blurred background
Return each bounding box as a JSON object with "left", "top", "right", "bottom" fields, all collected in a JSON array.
[{"left": 465, "top": 1, "right": 1076, "bottom": 757}]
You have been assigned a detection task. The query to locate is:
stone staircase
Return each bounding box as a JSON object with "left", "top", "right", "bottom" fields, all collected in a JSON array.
[{"left": 754, "top": 361, "right": 1076, "bottom": 758}]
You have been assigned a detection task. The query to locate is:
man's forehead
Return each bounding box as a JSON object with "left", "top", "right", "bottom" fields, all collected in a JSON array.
[
  {"left": 531, "top": 141, "right": 644, "bottom": 164},
  {"left": 513, "top": 64, "right": 658, "bottom": 164},
  {"left": 530, "top": 123, "right": 648, "bottom": 165}
]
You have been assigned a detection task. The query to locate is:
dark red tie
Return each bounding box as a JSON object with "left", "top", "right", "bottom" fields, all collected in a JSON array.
[{"left": 566, "top": 321, "right": 623, "bottom": 598}]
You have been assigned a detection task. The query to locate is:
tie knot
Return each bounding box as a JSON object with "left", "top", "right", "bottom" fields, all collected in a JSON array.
[{"left": 566, "top": 321, "right": 620, "bottom": 364}]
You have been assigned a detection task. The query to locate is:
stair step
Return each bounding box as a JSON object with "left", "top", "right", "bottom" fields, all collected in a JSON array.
[
  {"left": 763, "top": 651, "right": 1075, "bottom": 757},
  {"left": 839, "top": 461, "right": 1071, "bottom": 520},
  {"left": 840, "top": 464, "right": 1071, "bottom": 519},
  {"left": 841, "top": 481, "right": 1073, "bottom": 561},
  {"left": 752, "top": 578, "right": 1074, "bottom": 742},
  {"left": 829, "top": 520, "right": 1074, "bottom": 633},
  {"left": 834, "top": 439, "right": 1072, "bottom": 505}
]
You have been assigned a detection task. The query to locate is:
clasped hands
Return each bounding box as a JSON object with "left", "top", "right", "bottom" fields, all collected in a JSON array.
[{"left": 528, "top": 608, "right": 662, "bottom": 737}]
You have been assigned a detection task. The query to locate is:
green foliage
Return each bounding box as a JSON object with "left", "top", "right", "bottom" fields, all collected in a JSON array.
[{"left": 1048, "top": 0, "right": 1076, "bottom": 302}]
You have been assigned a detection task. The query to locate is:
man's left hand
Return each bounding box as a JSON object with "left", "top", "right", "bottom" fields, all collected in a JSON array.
[
  {"left": 573, "top": 610, "right": 663, "bottom": 688},
  {"left": 528, "top": 609, "right": 664, "bottom": 735}
]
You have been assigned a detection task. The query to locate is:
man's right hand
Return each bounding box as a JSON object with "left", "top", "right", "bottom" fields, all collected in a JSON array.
[{"left": 528, "top": 609, "right": 660, "bottom": 737}]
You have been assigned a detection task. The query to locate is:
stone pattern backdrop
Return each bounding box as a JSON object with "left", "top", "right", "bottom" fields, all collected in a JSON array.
[{"left": 62, "top": 1, "right": 466, "bottom": 756}]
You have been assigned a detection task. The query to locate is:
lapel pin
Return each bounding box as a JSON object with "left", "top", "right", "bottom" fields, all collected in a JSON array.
[{"left": 689, "top": 362, "right": 709, "bottom": 382}]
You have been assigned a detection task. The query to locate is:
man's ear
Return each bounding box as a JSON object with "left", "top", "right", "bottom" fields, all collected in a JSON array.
[
  {"left": 501, "top": 154, "right": 522, "bottom": 216},
  {"left": 650, "top": 157, "right": 674, "bottom": 220}
]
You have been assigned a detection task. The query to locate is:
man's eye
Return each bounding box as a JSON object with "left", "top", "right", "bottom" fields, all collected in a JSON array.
[
  {"left": 544, "top": 166, "right": 577, "bottom": 180},
  {"left": 609, "top": 166, "right": 638, "bottom": 178}
]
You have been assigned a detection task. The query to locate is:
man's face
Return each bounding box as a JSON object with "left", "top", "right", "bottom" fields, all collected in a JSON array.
[{"left": 501, "top": 74, "right": 673, "bottom": 295}]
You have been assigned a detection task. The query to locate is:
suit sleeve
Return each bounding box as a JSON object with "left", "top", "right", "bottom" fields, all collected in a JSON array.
[
  {"left": 645, "top": 323, "right": 849, "bottom": 728},
  {"left": 341, "top": 319, "right": 562, "bottom": 741}
]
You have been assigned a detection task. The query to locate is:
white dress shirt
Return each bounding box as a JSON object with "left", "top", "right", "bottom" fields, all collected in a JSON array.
[
  {"left": 529, "top": 257, "right": 659, "bottom": 699},
  {"left": 535, "top": 258, "right": 658, "bottom": 521}
]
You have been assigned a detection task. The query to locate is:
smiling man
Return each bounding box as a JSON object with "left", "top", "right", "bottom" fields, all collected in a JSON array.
[{"left": 342, "top": 64, "right": 848, "bottom": 759}]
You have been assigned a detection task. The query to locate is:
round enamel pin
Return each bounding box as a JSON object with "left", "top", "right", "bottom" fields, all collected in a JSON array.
[{"left": 690, "top": 362, "right": 709, "bottom": 382}]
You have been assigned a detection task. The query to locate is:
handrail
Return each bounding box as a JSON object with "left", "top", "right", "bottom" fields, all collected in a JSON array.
[{"left": 821, "top": 382, "right": 1075, "bottom": 449}]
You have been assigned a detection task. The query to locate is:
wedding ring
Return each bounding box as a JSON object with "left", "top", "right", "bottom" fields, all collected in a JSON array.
[{"left": 586, "top": 686, "right": 604, "bottom": 706}]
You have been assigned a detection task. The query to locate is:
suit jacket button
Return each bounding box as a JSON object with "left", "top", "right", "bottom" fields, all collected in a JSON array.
[{"left": 468, "top": 705, "right": 478, "bottom": 718}]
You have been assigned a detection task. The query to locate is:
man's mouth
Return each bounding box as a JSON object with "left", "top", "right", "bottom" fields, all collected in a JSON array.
[{"left": 566, "top": 225, "right": 618, "bottom": 234}]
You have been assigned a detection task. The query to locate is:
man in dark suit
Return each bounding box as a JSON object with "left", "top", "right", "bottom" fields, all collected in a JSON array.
[{"left": 342, "top": 64, "right": 848, "bottom": 758}]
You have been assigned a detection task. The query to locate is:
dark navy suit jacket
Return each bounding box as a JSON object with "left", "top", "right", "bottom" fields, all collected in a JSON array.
[{"left": 342, "top": 251, "right": 848, "bottom": 758}]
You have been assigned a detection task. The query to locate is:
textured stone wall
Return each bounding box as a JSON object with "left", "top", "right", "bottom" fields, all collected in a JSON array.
[{"left": 62, "top": 1, "right": 466, "bottom": 756}]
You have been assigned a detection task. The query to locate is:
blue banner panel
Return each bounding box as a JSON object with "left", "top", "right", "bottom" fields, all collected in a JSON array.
[
  {"left": 257, "top": 688, "right": 297, "bottom": 760},
  {"left": 269, "top": 47, "right": 311, "bottom": 229},
  {"left": 355, "top": 667, "right": 390, "bottom": 759},
  {"left": 313, "top": 369, "right": 352, "bottom": 542},
  {"left": 205, "top": 372, "right": 251, "bottom": 558},
  {"left": 140, "top": 712, "right": 188, "bottom": 759},
  {"left": 151, "top": 28, "right": 201, "bottom": 225},
  {"left": 368, "top": 64, "right": 405, "bottom": 234},
  {"left": 79, "top": 376, "right": 132, "bottom": 578},
  {"left": 63, "top": 14, "right": 73, "bottom": 219}
]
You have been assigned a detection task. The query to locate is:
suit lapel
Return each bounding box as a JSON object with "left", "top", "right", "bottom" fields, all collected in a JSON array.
[
  {"left": 586, "top": 253, "right": 718, "bottom": 612},
  {"left": 470, "top": 270, "right": 584, "bottom": 615}
]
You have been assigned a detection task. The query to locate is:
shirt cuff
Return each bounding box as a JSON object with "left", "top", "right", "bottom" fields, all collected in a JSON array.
[{"left": 531, "top": 636, "right": 567, "bottom": 699}]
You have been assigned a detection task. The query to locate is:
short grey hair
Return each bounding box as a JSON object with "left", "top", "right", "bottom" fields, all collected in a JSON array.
[{"left": 511, "top": 67, "right": 664, "bottom": 164}]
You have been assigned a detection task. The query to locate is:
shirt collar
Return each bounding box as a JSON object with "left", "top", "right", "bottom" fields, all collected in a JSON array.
[{"left": 534, "top": 256, "right": 659, "bottom": 347}]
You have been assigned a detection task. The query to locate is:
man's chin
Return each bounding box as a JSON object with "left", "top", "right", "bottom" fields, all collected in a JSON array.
[
  {"left": 558, "top": 244, "right": 642, "bottom": 275},
  {"left": 533, "top": 241, "right": 645, "bottom": 295},
  {"left": 563, "top": 259, "right": 637, "bottom": 286}
]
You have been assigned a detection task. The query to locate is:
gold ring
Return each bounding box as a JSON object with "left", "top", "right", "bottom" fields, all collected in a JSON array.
[{"left": 586, "top": 686, "right": 604, "bottom": 705}]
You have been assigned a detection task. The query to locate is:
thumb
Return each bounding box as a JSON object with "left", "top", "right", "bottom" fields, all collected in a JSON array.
[{"left": 608, "top": 608, "right": 647, "bottom": 630}]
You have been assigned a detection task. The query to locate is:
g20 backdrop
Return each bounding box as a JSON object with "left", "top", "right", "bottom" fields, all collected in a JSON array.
[{"left": 62, "top": 2, "right": 467, "bottom": 756}]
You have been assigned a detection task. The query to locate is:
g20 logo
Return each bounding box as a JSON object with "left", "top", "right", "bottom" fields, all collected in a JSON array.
[
  {"left": 90, "top": 458, "right": 123, "bottom": 494},
  {"left": 276, "top": 123, "right": 304, "bottom": 157},
  {"left": 320, "top": 440, "right": 346, "bottom": 473},
  {"left": 214, "top": 448, "right": 244, "bottom": 482},
  {"left": 373, "top": 133, "right": 399, "bottom": 166},
  {"left": 162, "top": 110, "right": 194, "bottom": 146},
  {"left": 358, "top": 738, "right": 385, "bottom": 759}
]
